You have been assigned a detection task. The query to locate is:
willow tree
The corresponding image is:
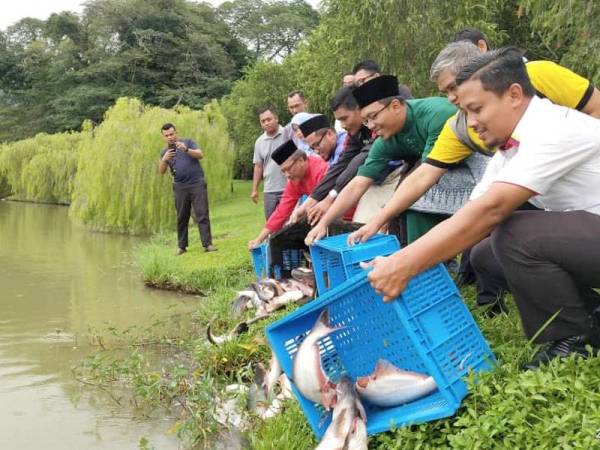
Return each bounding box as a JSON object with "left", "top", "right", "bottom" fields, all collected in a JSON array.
[
  {"left": 0, "top": 130, "right": 86, "bottom": 204},
  {"left": 69, "top": 97, "right": 234, "bottom": 234}
]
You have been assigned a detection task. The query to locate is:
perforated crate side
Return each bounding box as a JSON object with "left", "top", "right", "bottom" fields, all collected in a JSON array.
[
  {"left": 266, "top": 270, "right": 495, "bottom": 438},
  {"left": 251, "top": 243, "right": 270, "bottom": 280},
  {"left": 310, "top": 233, "right": 400, "bottom": 294},
  {"left": 272, "top": 248, "right": 305, "bottom": 279}
]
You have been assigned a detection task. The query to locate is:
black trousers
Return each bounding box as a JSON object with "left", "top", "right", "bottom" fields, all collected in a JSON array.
[
  {"left": 173, "top": 181, "right": 212, "bottom": 249},
  {"left": 470, "top": 210, "right": 600, "bottom": 343}
]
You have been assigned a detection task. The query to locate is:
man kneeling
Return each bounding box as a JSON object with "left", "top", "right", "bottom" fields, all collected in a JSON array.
[{"left": 367, "top": 47, "right": 600, "bottom": 370}]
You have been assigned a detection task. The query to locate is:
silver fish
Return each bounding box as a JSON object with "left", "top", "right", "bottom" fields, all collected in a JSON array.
[
  {"left": 282, "top": 278, "right": 314, "bottom": 298},
  {"left": 315, "top": 376, "right": 366, "bottom": 450},
  {"left": 231, "top": 290, "right": 260, "bottom": 317},
  {"left": 207, "top": 320, "right": 249, "bottom": 345},
  {"left": 265, "top": 290, "right": 305, "bottom": 312},
  {"left": 292, "top": 309, "right": 339, "bottom": 410},
  {"left": 355, "top": 359, "right": 437, "bottom": 407},
  {"left": 252, "top": 282, "right": 276, "bottom": 301},
  {"left": 343, "top": 417, "right": 368, "bottom": 450},
  {"left": 247, "top": 363, "right": 268, "bottom": 413},
  {"left": 291, "top": 266, "right": 315, "bottom": 288},
  {"left": 263, "top": 351, "right": 282, "bottom": 400},
  {"left": 207, "top": 313, "right": 271, "bottom": 346}
]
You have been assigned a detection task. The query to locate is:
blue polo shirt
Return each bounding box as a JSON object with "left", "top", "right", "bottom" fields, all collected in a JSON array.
[{"left": 160, "top": 138, "right": 205, "bottom": 185}]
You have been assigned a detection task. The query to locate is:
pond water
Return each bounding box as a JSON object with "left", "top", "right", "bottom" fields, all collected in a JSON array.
[{"left": 0, "top": 201, "right": 196, "bottom": 450}]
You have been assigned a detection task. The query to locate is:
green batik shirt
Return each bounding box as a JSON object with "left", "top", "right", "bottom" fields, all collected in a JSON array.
[{"left": 357, "top": 97, "right": 457, "bottom": 180}]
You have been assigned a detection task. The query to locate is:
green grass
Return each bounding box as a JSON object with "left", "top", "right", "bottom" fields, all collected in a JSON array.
[
  {"left": 136, "top": 180, "right": 264, "bottom": 293},
  {"left": 87, "top": 191, "right": 600, "bottom": 449}
]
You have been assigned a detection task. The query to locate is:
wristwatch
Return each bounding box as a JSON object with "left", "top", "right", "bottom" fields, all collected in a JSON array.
[{"left": 328, "top": 189, "right": 338, "bottom": 199}]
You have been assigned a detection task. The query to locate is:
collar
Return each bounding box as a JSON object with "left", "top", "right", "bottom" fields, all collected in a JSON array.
[
  {"left": 264, "top": 125, "right": 283, "bottom": 139},
  {"left": 401, "top": 100, "right": 414, "bottom": 133},
  {"left": 503, "top": 96, "right": 540, "bottom": 149}
]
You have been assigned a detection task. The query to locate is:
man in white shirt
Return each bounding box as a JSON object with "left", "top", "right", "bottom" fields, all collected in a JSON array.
[{"left": 366, "top": 47, "right": 600, "bottom": 370}]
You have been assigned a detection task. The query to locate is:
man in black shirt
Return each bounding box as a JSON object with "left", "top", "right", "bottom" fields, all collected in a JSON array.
[{"left": 159, "top": 123, "right": 216, "bottom": 255}]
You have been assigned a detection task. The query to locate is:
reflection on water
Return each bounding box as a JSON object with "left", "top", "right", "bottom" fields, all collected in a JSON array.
[{"left": 0, "top": 201, "right": 194, "bottom": 450}]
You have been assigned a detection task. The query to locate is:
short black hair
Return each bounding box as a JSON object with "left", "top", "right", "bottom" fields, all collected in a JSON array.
[
  {"left": 161, "top": 122, "right": 175, "bottom": 132},
  {"left": 330, "top": 86, "right": 359, "bottom": 112},
  {"left": 455, "top": 47, "right": 535, "bottom": 97},
  {"left": 257, "top": 104, "right": 278, "bottom": 116},
  {"left": 452, "top": 28, "right": 489, "bottom": 47},
  {"left": 352, "top": 59, "right": 380, "bottom": 74},
  {"left": 287, "top": 90, "right": 306, "bottom": 100}
]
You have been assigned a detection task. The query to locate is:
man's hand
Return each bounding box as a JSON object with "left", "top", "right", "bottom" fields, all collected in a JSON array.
[
  {"left": 307, "top": 199, "right": 330, "bottom": 225},
  {"left": 250, "top": 190, "right": 259, "bottom": 204},
  {"left": 347, "top": 221, "right": 380, "bottom": 246},
  {"left": 366, "top": 254, "right": 410, "bottom": 302},
  {"left": 175, "top": 141, "right": 188, "bottom": 151},
  {"left": 162, "top": 148, "right": 176, "bottom": 162},
  {"left": 305, "top": 223, "right": 327, "bottom": 246},
  {"left": 247, "top": 238, "right": 263, "bottom": 250}
]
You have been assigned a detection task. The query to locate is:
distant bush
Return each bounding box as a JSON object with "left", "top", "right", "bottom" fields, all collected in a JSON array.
[{"left": 0, "top": 130, "right": 85, "bottom": 204}]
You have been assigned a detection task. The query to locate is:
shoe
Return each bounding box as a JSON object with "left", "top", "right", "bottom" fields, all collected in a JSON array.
[
  {"left": 481, "top": 298, "right": 508, "bottom": 318},
  {"left": 204, "top": 244, "right": 218, "bottom": 252},
  {"left": 523, "top": 335, "right": 599, "bottom": 370},
  {"left": 176, "top": 248, "right": 187, "bottom": 256}
]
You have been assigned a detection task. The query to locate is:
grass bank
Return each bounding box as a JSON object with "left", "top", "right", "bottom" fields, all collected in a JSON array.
[
  {"left": 136, "top": 180, "right": 264, "bottom": 294},
  {"left": 79, "top": 184, "right": 600, "bottom": 449}
]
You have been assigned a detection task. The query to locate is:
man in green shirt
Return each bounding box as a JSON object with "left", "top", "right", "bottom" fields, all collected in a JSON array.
[{"left": 305, "top": 75, "right": 457, "bottom": 245}]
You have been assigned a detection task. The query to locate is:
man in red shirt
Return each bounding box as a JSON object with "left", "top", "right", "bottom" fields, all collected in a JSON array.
[{"left": 248, "top": 140, "right": 328, "bottom": 249}]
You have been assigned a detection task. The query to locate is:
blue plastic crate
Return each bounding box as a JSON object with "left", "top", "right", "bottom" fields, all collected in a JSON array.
[
  {"left": 310, "top": 233, "right": 400, "bottom": 294},
  {"left": 251, "top": 243, "right": 270, "bottom": 280},
  {"left": 251, "top": 244, "right": 305, "bottom": 280},
  {"left": 272, "top": 248, "right": 304, "bottom": 279},
  {"left": 266, "top": 265, "right": 496, "bottom": 438}
]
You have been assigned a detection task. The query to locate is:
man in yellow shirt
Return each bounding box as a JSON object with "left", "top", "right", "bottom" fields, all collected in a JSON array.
[{"left": 349, "top": 40, "right": 600, "bottom": 314}]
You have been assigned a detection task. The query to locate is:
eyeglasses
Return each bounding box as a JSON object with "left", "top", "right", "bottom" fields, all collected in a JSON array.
[
  {"left": 309, "top": 133, "right": 327, "bottom": 151},
  {"left": 362, "top": 102, "right": 390, "bottom": 126}
]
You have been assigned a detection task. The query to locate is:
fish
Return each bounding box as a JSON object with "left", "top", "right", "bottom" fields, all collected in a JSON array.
[
  {"left": 291, "top": 266, "right": 315, "bottom": 288},
  {"left": 281, "top": 278, "right": 314, "bottom": 298},
  {"left": 261, "top": 278, "right": 286, "bottom": 297},
  {"left": 206, "top": 320, "right": 249, "bottom": 345},
  {"left": 262, "top": 351, "right": 282, "bottom": 400},
  {"left": 292, "top": 309, "right": 340, "bottom": 410},
  {"left": 265, "top": 290, "right": 305, "bottom": 312},
  {"left": 252, "top": 282, "right": 276, "bottom": 301},
  {"left": 343, "top": 417, "right": 368, "bottom": 450},
  {"left": 315, "top": 376, "right": 366, "bottom": 450},
  {"left": 247, "top": 363, "right": 268, "bottom": 413},
  {"left": 355, "top": 359, "right": 437, "bottom": 407},
  {"left": 206, "top": 313, "right": 271, "bottom": 346},
  {"left": 231, "top": 290, "right": 261, "bottom": 317}
]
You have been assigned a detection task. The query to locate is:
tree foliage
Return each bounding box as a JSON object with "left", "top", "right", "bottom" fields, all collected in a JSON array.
[
  {"left": 218, "top": 0, "right": 319, "bottom": 62},
  {"left": 0, "top": 129, "right": 87, "bottom": 204},
  {"left": 0, "top": 0, "right": 250, "bottom": 142},
  {"left": 223, "top": 0, "right": 557, "bottom": 177}
]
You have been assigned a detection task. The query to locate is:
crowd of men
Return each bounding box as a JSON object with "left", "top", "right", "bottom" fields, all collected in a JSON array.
[{"left": 247, "top": 28, "right": 600, "bottom": 370}]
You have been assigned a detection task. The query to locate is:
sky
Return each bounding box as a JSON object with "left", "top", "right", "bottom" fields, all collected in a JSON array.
[{"left": 0, "top": 0, "right": 321, "bottom": 31}]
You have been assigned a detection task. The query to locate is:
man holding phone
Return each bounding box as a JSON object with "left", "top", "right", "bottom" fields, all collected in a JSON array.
[{"left": 159, "top": 122, "right": 216, "bottom": 255}]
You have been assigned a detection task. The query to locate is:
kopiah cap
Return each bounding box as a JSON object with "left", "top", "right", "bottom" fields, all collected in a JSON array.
[
  {"left": 299, "top": 114, "right": 330, "bottom": 137},
  {"left": 272, "top": 139, "right": 298, "bottom": 165},
  {"left": 352, "top": 75, "right": 400, "bottom": 108}
]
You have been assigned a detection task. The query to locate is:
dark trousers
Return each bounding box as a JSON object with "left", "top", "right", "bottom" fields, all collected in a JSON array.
[
  {"left": 173, "top": 181, "right": 212, "bottom": 249},
  {"left": 470, "top": 210, "right": 600, "bottom": 343},
  {"left": 264, "top": 191, "right": 283, "bottom": 220}
]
